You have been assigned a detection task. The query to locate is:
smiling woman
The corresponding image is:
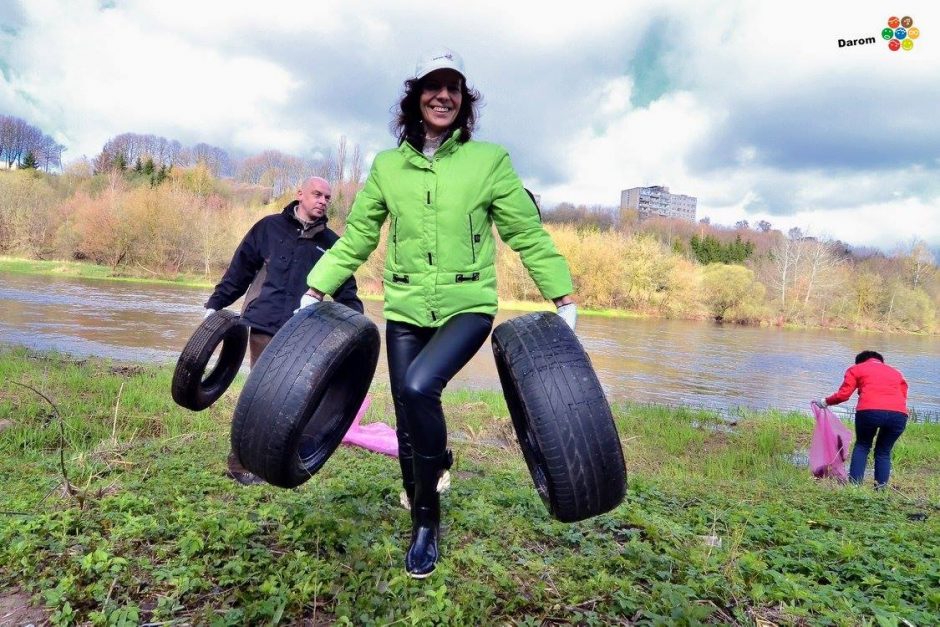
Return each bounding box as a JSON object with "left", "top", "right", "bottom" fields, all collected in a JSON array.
[{"left": 305, "top": 47, "right": 578, "bottom": 580}]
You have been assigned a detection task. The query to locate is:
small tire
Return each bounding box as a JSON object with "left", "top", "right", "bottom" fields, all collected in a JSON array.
[
  {"left": 171, "top": 310, "right": 248, "bottom": 411},
  {"left": 491, "top": 312, "right": 627, "bottom": 522},
  {"left": 231, "top": 302, "right": 380, "bottom": 488}
]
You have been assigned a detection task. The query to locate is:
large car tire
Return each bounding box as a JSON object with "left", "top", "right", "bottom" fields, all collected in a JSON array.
[
  {"left": 491, "top": 312, "right": 627, "bottom": 523},
  {"left": 171, "top": 310, "right": 248, "bottom": 411},
  {"left": 231, "top": 302, "right": 380, "bottom": 488}
]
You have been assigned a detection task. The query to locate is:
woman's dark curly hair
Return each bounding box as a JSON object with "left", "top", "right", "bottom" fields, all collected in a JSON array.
[
  {"left": 855, "top": 350, "right": 884, "bottom": 364},
  {"left": 392, "top": 76, "right": 481, "bottom": 151}
]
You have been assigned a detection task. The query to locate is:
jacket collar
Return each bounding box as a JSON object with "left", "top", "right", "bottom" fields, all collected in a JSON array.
[
  {"left": 399, "top": 129, "right": 463, "bottom": 168},
  {"left": 282, "top": 200, "right": 327, "bottom": 239}
]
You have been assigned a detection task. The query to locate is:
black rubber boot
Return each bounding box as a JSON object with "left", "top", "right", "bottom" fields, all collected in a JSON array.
[
  {"left": 405, "top": 450, "right": 452, "bottom": 578},
  {"left": 397, "top": 428, "right": 415, "bottom": 507},
  {"left": 225, "top": 450, "right": 265, "bottom": 486}
]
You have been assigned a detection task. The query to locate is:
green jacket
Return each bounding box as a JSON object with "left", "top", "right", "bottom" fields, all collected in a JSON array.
[{"left": 308, "top": 133, "right": 573, "bottom": 327}]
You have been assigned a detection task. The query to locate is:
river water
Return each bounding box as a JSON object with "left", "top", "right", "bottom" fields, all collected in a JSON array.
[{"left": 1, "top": 271, "right": 938, "bottom": 417}]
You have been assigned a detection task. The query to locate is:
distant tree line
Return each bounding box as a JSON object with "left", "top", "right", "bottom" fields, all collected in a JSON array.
[
  {"left": 92, "top": 132, "right": 363, "bottom": 204},
  {"left": 0, "top": 114, "right": 65, "bottom": 171},
  {"left": 0, "top": 117, "right": 365, "bottom": 205},
  {"left": 94, "top": 133, "right": 234, "bottom": 179}
]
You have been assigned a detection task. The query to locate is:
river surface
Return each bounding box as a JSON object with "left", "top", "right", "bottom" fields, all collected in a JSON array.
[{"left": 1, "top": 271, "right": 938, "bottom": 416}]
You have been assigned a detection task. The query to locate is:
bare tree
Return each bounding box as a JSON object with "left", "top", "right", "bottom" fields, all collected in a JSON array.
[
  {"left": 898, "top": 239, "right": 936, "bottom": 288},
  {"left": 349, "top": 142, "right": 363, "bottom": 184},
  {"left": 766, "top": 230, "right": 805, "bottom": 309},
  {"left": 191, "top": 142, "right": 233, "bottom": 177},
  {"left": 801, "top": 239, "right": 844, "bottom": 308},
  {"left": 37, "top": 135, "right": 65, "bottom": 172},
  {"left": 335, "top": 135, "right": 347, "bottom": 184},
  {"left": 235, "top": 150, "right": 310, "bottom": 196}
]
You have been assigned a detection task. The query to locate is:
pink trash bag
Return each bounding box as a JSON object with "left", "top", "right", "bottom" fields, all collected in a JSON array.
[
  {"left": 340, "top": 395, "right": 399, "bottom": 457},
  {"left": 809, "top": 402, "right": 853, "bottom": 480}
]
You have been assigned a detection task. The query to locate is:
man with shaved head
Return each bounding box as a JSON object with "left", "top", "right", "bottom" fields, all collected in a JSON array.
[{"left": 204, "top": 176, "right": 363, "bottom": 484}]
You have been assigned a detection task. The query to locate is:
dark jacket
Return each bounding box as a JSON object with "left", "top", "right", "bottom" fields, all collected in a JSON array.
[{"left": 206, "top": 201, "right": 363, "bottom": 334}]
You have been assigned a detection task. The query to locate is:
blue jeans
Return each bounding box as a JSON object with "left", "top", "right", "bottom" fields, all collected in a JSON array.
[{"left": 849, "top": 410, "right": 907, "bottom": 486}]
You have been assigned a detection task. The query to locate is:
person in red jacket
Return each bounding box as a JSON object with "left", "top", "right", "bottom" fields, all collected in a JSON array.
[{"left": 814, "top": 350, "right": 909, "bottom": 488}]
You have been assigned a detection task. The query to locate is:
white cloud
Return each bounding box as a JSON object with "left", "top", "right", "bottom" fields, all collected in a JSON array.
[
  {"left": 5, "top": 0, "right": 300, "bottom": 156},
  {"left": 542, "top": 88, "right": 714, "bottom": 204}
]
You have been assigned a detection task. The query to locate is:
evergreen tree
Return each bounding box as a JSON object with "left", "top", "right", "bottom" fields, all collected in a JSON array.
[
  {"left": 689, "top": 233, "right": 755, "bottom": 265},
  {"left": 21, "top": 151, "right": 38, "bottom": 169},
  {"left": 134, "top": 157, "right": 143, "bottom": 173},
  {"left": 143, "top": 157, "right": 155, "bottom": 176},
  {"left": 114, "top": 152, "right": 128, "bottom": 171}
]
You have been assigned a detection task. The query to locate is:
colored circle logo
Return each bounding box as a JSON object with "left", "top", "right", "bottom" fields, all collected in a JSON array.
[
  {"left": 895, "top": 27, "right": 907, "bottom": 40},
  {"left": 909, "top": 27, "right": 920, "bottom": 39},
  {"left": 882, "top": 28, "right": 894, "bottom": 40},
  {"left": 902, "top": 39, "right": 914, "bottom": 51},
  {"left": 888, "top": 16, "right": 900, "bottom": 28},
  {"left": 901, "top": 16, "right": 913, "bottom": 28},
  {"left": 888, "top": 39, "right": 900, "bottom": 51}
]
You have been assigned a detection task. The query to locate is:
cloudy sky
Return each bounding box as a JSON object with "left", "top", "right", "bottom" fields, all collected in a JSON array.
[{"left": 1, "top": 0, "right": 938, "bottom": 249}]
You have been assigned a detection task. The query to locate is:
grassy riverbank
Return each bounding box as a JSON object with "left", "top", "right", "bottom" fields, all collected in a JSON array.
[
  {"left": 0, "top": 255, "right": 640, "bottom": 318},
  {"left": 1, "top": 348, "right": 938, "bottom": 625},
  {"left": 0, "top": 256, "right": 213, "bottom": 290}
]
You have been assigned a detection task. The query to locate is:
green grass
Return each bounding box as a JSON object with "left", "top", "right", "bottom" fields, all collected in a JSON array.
[
  {"left": 496, "top": 298, "right": 648, "bottom": 319},
  {"left": 0, "top": 255, "right": 216, "bottom": 289},
  {"left": 1, "top": 348, "right": 938, "bottom": 625}
]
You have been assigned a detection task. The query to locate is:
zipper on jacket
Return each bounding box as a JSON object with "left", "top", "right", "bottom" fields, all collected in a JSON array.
[
  {"left": 468, "top": 215, "right": 476, "bottom": 263},
  {"left": 393, "top": 217, "right": 398, "bottom": 265},
  {"left": 427, "top": 252, "right": 433, "bottom": 265},
  {"left": 426, "top": 191, "right": 431, "bottom": 205}
]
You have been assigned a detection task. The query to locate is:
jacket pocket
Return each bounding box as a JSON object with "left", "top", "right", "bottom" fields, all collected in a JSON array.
[
  {"left": 468, "top": 215, "right": 480, "bottom": 264},
  {"left": 392, "top": 216, "right": 398, "bottom": 266}
]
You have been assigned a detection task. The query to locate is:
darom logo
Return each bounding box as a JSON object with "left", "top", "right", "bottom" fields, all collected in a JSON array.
[
  {"left": 884, "top": 15, "right": 919, "bottom": 52},
  {"left": 838, "top": 15, "right": 920, "bottom": 51}
]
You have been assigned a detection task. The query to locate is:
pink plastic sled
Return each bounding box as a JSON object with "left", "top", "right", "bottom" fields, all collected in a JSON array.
[
  {"left": 340, "top": 395, "right": 399, "bottom": 457},
  {"left": 809, "top": 402, "right": 853, "bottom": 481}
]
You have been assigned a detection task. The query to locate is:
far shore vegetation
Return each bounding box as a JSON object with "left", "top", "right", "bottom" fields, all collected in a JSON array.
[
  {"left": 1, "top": 127, "right": 937, "bottom": 334},
  {"left": 1, "top": 349, "right": 937, "bottom": 624}
]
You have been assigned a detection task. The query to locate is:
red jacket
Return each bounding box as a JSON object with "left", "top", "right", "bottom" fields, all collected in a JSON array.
[{"left": 826, "top": 358, "right": 908, "bottom": 414}]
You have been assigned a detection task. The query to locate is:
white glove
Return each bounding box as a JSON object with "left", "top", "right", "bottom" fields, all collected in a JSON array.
[
  {"left": 203, "top": 308, "right": 216, "bottom": 320},
  {"left": 294, "top": 292, "right": 322, "bottom": 314},
  {"left": 556, "top": 303, "right": 577, "bottom": 331},
  {"left": 813, "top": 399, "right": 828, "bottom": 409}
]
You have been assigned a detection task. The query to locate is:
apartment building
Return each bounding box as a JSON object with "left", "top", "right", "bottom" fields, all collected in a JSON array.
[{"left": 620, "top": 185, "right": 697, "bottom": 222}]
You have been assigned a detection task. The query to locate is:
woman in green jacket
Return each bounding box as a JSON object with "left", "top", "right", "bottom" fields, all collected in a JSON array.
[{"left": 304, "top": 48, "right": 577, "bottom": 578}]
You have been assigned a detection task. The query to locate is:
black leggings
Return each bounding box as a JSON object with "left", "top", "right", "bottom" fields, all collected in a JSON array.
[{"left": 386, "top": 313, "right": 494, "bottom": 457}]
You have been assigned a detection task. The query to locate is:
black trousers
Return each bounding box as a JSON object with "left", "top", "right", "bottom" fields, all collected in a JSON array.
[{"left": 386, "top": 313, "right": 494, "bottom": 457}]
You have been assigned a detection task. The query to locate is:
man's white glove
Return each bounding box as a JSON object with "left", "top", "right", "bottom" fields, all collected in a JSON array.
[
  {"left": 557, "top": 303, "right": 577, "bottom": 331},
  {"left": 203, "top": 308, "right": 216, "bottom": 320},
  {"left": 813, "top": 399, "right": 828, "bottom": 409},
  {"left": 294, "top": 292, "right": 322, "bottom": 314}
]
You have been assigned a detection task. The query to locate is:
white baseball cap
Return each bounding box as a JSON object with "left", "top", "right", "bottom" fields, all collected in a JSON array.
[{"left": 414, "top": 47, "right": 466, "bottom": 81}]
